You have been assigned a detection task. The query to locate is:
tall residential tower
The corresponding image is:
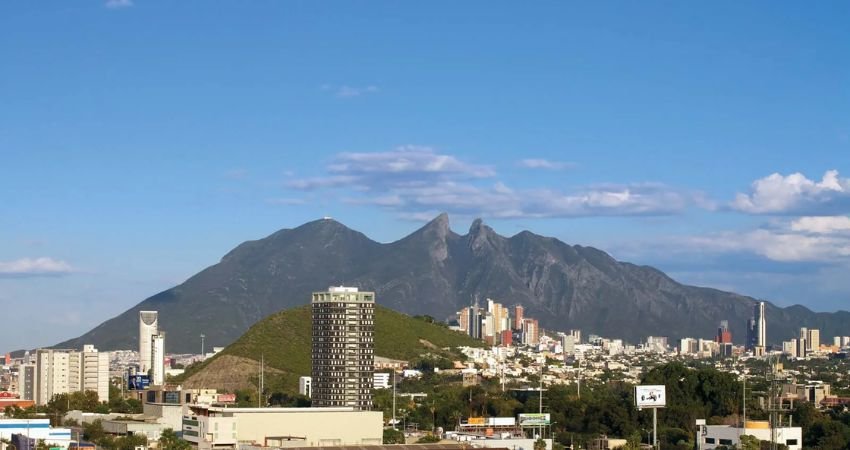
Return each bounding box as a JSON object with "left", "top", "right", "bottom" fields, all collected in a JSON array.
[{"left": 311, "top": 286, "right": 375, "bottom": 410}]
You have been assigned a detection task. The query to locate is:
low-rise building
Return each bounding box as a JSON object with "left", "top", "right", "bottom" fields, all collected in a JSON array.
[
  {"left": 0, "top": 419, "right": 72, "bottom": 447},
  {"left": 701, "top": 422, "right": 802, "bottom": 450},
  {"left": 183, "top": 406, "right": 383, "bottom": 450}
]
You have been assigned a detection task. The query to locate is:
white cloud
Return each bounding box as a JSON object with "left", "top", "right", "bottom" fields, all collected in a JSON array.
[
  {"left": 731, "top": 170, "right": 850, "bottom": 215},
  {"left": 265, "top": 198, "right": 306, "bottom": 206},
  {"left": 0, "top": 257, "right": 74, "bottom": 277},
  {"left": 791, "top": 216, "right": 850, "bottom": 234},
  {"left": 105, "top": 0, "right": 133, "bottom": 9},
  {"left": 688, "top": 230, "right": 850, "bottom": 262},
  {"left": 321, "top": 84, "right": 379, "bottom": 98},
  {"left": 518, "top": 158, "right": 575, "bottom": 170},
  {"left": 326, "top": 146, "right": 495, "bottom": 178},
  {"left": 285, "top": 147, "right": 697, "bottom": 219}
]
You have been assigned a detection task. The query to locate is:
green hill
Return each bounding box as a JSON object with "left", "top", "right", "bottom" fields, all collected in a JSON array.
[{"left": 178, "top": 304, "right": 483, "bottom": 394}]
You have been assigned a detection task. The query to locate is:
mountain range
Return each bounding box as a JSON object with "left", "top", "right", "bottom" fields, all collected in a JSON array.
[{"left": 58, "top": 214, "right": 850, "bottom": 353}]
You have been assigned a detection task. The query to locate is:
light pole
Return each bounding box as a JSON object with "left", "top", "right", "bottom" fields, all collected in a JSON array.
[{"left": 200, "top": 334, "right": 205, "bottom": 357}]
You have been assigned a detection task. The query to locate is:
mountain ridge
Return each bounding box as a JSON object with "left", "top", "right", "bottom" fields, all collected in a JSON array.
[{"left": 57, "top": 214, "right": 850, "bottom": 353}]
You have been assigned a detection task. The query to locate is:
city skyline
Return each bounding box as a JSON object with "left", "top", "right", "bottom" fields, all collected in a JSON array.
[{"left": 2, "top": 2, "right": 849, "bottom": 350}]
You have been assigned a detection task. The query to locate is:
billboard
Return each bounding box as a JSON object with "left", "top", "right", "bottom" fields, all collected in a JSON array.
[
  {"left": 217, "top": 393, "right": 236, "bottom": 403},
  {"left": 518, "top": 413, "right": 551, "bottom": 426},
  {"left": 635, "top": 385, "right": 666, "bottom": 408},
  {"left": 460, "top": 417, "right": 516, "bottom": 427},
  {"left": 127, "top": 374, "right": 151, "bottom": 391}
]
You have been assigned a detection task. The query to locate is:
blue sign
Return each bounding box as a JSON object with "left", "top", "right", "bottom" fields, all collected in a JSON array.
[{"left": 128, "top": 374, "right": 151, "bottom": 390}]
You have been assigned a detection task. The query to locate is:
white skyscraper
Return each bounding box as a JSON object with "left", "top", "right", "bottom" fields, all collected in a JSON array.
[
  {"left": 754, "top": 302, "right": 766, "bottom": 356},
  {"left": 151, "top": 333, "right": 166, "bottom": 386},
  {"left": 139, "top": 311, "right": 159, "bottom": 374}
]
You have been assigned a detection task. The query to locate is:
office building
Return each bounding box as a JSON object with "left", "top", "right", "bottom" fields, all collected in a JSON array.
[
  {"left": 311, "top": 286, "right": 374, "bottom": 410},
  {"left": 806, "top": 328, "right": 820, "bottom": 353},
  {"left": 716, "top": 320, "right": 732, "bottom": 344},
  {"left": 513, "top": 305, "right": 524, "bottom": 331},
  {"left": 783, "top": 339, "right": 798, "bottom": 358},
  {"left": 797, "top": 332, "right": 808, "bottom": 359},
  {"left": 139, "top": 311, "right": 159, "bottom": 374},
  {"left": 151, "top": 333, "right": 166, "bottom": 386},
  {"left": 521, "top": 318, "right": 539, "bottom": 345}
]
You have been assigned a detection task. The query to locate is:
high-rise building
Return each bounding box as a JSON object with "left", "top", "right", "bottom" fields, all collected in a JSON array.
[
  {"left": 806, "top": 329, "right": 820, "bottom": 353},
  {"left": 16, "top": 364, "right": 35, "bottom": 401},
  {"left": 151, "top": 333, "right": 166, "bottom": 386},
  {"left": 34, "top": 346, "right": 109, "bottom": 405},
  {"left": 139, "top": 311, "right": 159, "bottom": 374},
  {"left": 753, "top": 302, "right": 766, "bottom": 356},
  {"left": 716, "top": 320, "right": 732, "bottom": 344},
  {"left": 311, "top": 286, "right": 374, "bottom": 411},
  {"left": 70, "top": 345, "right": 109, "bottom": 403},
  {"left": 570, "top": 329, "right": 582, "bottom": 344},
  {"left": 35, "top": 349, "right": 71, "bottom": 405},
  {"left": 513, "top": 305, "right": 524, "bottom": 331},
  {"left": 467, "top": 302, "right": 483, "bottom": 340},
  {"left": 457, "top": 307, "right": 470, "bottom": 333},
  {"left": 521, "top": 318, "right": 539, "bottom": 346}
]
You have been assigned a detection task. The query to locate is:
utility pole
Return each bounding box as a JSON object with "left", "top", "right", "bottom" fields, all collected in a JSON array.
[
  {"left": 258, "top": 354, "right": 264, "bottom": 408},
  {"left": 742, "top": 374, "right": 747, "bottom": 437},
  {"left": 392, "top": 370, "right": 397, "bottom": 430}
]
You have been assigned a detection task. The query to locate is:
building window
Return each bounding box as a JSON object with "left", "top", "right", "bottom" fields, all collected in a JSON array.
[
  {"left": 705, "top": 438, "right": 715, "bottom": 444},
  {"left": 786, "top": 440, "right": 797, "bottom": 446},
  {"left": 719, "top": 439, "right": 733, "bottom": 446}
]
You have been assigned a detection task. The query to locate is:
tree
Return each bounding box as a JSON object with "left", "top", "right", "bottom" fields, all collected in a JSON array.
[
  {"left": 417, "top": 434, "right": 441, "bottom": 443},
  {"left": 159, "top": 428, "right": 190, "bottom": 450},
  {"left": 534, "top": 438, "right": 547, "bottom": 450},
  {"left": 383, "top": 428, "right": 405, "bottom": 444},
  {"left": 738, "top": 435, "right": 760, "bottom": 450}
]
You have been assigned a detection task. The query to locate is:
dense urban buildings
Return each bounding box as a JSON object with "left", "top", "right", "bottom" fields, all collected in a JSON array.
[{"left": 310, "top": 286, "right": 375, "bottom": 410}]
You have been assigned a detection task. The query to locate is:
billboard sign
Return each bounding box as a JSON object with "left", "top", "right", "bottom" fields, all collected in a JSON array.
[
  {"left": 127, "top": 374, "right": 151, "bottom": 391},
  {"left": 217, "top": 394, "right": 236, "bottom": 403},
  {"left": 518, "top": 413, "right": 551, "bottom": 426},
  {"left": 635, "top": 385, "right": 666, "bottom": 408}
]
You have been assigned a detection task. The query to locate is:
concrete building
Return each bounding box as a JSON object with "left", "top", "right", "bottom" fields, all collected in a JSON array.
[
  {"left": 701, "top": 422, "right": 801, "bottom": 450},
  {"left": 15, "top": 364, "right": 35, "bottom": 401},
  {"left": 35, "top": 349, "right": 71, "bottom": 405},
  {"left": 298, "top": 376, "right": 312, "bottom": 397},
  {"left": 521, "top": 319, "right": 539, "bottom": 346},
  {"left": 182, "top": 406, "right": 382, "bottom": 450},
  {"left": 311, "top": 286, "right": 375, "bottom": 410},
  {"left": 783, "top": 340, "right": 797, "bottom": 358},
  {"left": 72, "top": 345, "right": 109, "bottom": 403},
  {"left": 373, "top": 373, "right": 390, "bottom": 389},
  {"left": 139, "top": 311, "right": 159, "bottom": 374},
  {"left": 806, "top": 328, "right": 820, "bottom": 353},
  {"left": 151, "top": 333, "right": 166, "bottom": 386},
  {"left": 513, "top": 305, "right": 524, "bottom": 331}
]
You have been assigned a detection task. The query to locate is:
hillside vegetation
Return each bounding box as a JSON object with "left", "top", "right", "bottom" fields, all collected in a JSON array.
[{"left": 178, "top": 304, "right": 482, "bottom": 393}]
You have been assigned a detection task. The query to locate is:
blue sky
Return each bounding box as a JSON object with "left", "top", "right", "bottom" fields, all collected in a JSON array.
[{"left": 2, "top": 1, "right": 849, "bottom": 350}]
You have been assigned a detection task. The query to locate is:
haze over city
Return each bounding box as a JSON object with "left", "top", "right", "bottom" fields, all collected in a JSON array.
[{"left": 2, "top": 2, "right": 849, "bottom": 351}]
